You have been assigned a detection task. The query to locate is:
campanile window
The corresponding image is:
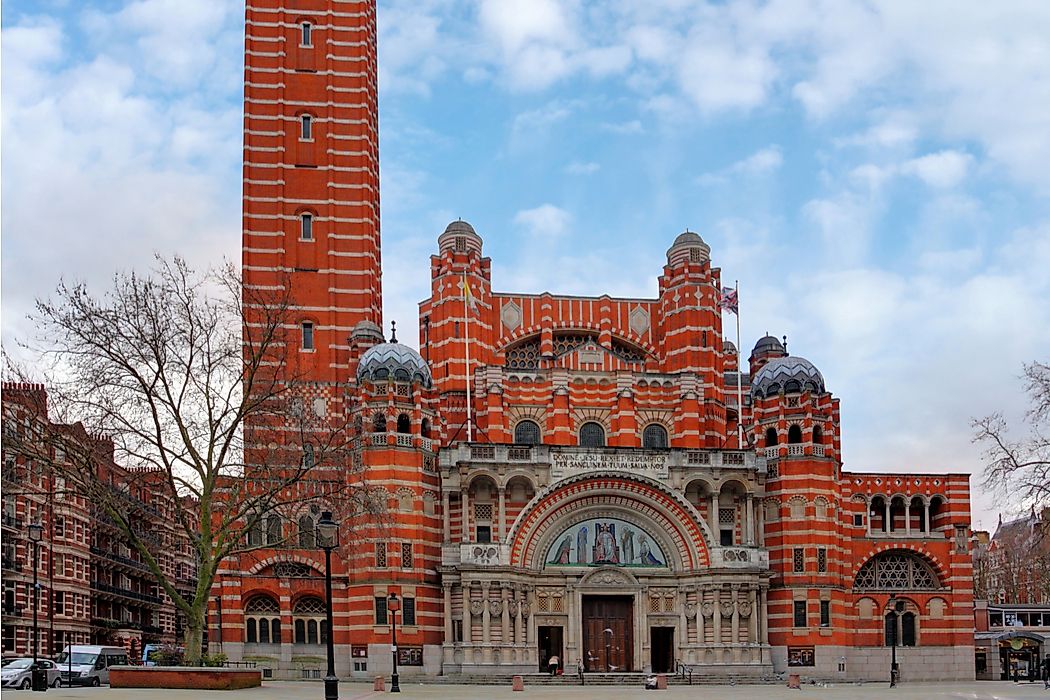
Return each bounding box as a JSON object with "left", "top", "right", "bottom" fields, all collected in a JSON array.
[
  {"left": 301, "top": 114, "right": 312, "bottom": 141},
  {"left": 300, "top": 213, "right": 313, "bottom": 240},
  {"left": 301, "top": 322, "right": 314, "bottom": 350},
  {"left": 301, "top": 22, "right": 313, "bottom": 47}
]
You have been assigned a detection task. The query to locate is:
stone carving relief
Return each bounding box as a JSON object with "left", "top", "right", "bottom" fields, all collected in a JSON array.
[
  {"left": 489, "top": 599, "right": 503, "bottom": 616},
  {"left": 719, "top": 601, "right": 734, "bottom": 618},
  {"left": 685, "top": 602, "right": 698, "bottom": 619},
  {"left": 701, "top": 602, "right": 714, "bottom": 619},
  {"left": 467, "top": 545, "right": 500, "bottom": 566},
  {"left": 738, "top": 601, "right": 752, "bottom": 618},
  {"left": 469, "top": 600, "right": 484, "bottom": 616}
]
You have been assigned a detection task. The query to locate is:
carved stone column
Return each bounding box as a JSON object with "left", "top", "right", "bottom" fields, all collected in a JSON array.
[
  {"left": 461, "top": 489, "right": 471, "bottom": 543},
  {"left": 443, "top": 583, "right": 453, "bottom": 643},
  {"left": 500, "top": 586, "right": 511, "bottom": 648},
  {"left": 464, "top": 587, "right": 473, "bottom": 644},
  {"left": 744, "top": 494, "right": 754, "bottom": 545},
  {"left": 515, "top": 588, "right": 525, "bottom": 645},
  {"left": 497, "top": 487, "right": 506, "bottom": 542},
  {"left": 747, "top": 586, "right": 758, "bottom": 644},
  {"left": 712, "top": 586, "right": 722, "bottom": 645},
  {"left": 442, "top": 488, "right": 452, "bottom": 543},
  {"left": 730, "top": 585, "right": 741, "bottom": 653},
  {"left": 710, "top": 494, "right": 719, "bottom": 531},
  {"left": 482, "top": 582, "right": 491, "bottom": 646}
]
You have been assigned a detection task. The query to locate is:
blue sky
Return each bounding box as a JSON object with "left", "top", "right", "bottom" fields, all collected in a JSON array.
[{"left": 3, "top": 1, "right": 1050, "bottom": 529}]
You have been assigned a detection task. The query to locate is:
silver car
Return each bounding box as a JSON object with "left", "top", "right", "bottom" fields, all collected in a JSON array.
[{"left": 0, "top": 658, "right": 63, "bottom": 689}]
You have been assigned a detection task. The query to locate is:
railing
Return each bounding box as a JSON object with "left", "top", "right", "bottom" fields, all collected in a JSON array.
[
  {"left": 91, "top": 545, "right": 151, "bottom": 573},
  {"left": 442, "top": 443, "right": 764, "bottom": 472},
  {"left": 813, "top": 444, "right": 825, "bottom": 457},
  {"left": 676, "top": 661, "right": 694, "bottom": 685},
  {"left": 420, "top": 437, "right": 434, "bottom": 452},
  {"left": 224, "top": 661, "right": 258, "bottom": 669},
  {"left": 369, "top": 434, "right": 385, "bottom": 446},
  {"left": 90, "top": 580, "right": 162, "bottom": 605},
  {"left": 764, "top": 446, "right": 778, "bottom": 458},
  {"left": 787, "top": 444, "right": 805, "bottom": 456},
  {"left": 395, "top": 434, "right": 413, "bottom": 447}
]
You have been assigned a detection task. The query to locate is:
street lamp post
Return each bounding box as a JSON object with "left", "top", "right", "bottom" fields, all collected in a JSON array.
[
  {"left": 387, "top": 593, "right": 401, "bottom": 693},
  {"left": 887, "top": 596, "right": 904, "bottom": 688},
  {"left": 317, "top": 511, "right": 340, "bottom": 700},
  {"left": 28, "top": 522, "right": 44, "bottom": 692}
]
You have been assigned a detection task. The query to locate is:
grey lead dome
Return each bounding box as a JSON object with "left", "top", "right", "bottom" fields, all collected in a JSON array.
[
  {"left": 751, "top": 355, "right": 826, "bottom": 398},
  {"left": 356, "top": 342, "right": 433, "bottom": 388}
]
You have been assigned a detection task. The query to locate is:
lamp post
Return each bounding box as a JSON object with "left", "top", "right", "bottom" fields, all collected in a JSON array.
[
  {"left": 887, "top": 595, "right": 904, "bottom": 688},
  {"left": 28, "top": 521, "right": 44, "bottom": 692},
  {"left": 317, "top": 511, "right": 340, "bottom": 700},
  {"left": 387, "top": 593, "right": 400, "bottom": 693}
]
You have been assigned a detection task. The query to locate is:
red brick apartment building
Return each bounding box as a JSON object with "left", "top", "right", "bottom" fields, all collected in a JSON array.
[
  {"left": 1, "top": 384, "right": 198, "bottom": 660},
  {"left": 215, "top": 0, "right": 974, "bottom": 681}
]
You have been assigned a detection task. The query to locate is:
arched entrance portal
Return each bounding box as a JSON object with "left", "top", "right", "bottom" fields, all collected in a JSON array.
[{"left": 998, "top": 633, "right": 1044, "bottom": 681}]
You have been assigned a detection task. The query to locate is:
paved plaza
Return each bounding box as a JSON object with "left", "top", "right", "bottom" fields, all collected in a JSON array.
[{"left": 31, "top": 682, "right": 1050, "bottom": 700}]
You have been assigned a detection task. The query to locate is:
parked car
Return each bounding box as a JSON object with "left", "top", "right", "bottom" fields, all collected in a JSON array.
[
  {"left": 55, "top": 645, "right": 129, "bottom": 686},
  {"left": 0, "top": 658, "right": 63, "bottom": 689}
]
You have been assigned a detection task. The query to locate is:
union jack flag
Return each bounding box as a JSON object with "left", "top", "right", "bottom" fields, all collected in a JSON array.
[{"left": 718, "top": 287, "right": 738, "bottom": 314}]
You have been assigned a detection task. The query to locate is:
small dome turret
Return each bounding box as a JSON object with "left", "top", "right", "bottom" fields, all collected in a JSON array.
[
  {"left": 751, "top": 355, "right": 826, "bottom": 399},
  {"left": 356, "top": 341, "right": 433, "bottom": 388},
  {"left": 438, "top": 219, "right": 483, "bottom": 255},
  {"left": 666, "top": 229, "right": 711, "bottom": 265}
]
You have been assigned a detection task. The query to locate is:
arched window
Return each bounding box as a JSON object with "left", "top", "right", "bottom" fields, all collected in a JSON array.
[
  {"left": 265, "top": 514, "right": 282, "bottom": 545},
  {"left": 421, "top": 418, "right": 430, "bottom": 438},
  {"left": 246, "top": 516, "right": 263, "bottom": 547},
  {"left": 813, "top": 425, "right": 824, "bottom": 444},
  {"left": 245, "top": 596, "right": 281, "bottom": 644},
  {"left": 396, "top": 413, "right": 411, "bottom": 434},
  {"left": 300, "top": 212, "right": 313, "bottom": 240},
  {"left": 514, "top": 420, "right": 541, "bottom": 445},
  {"left": 884, "top": 609, "right": 919, "bottom": 647},
  {"left": 300, "top": 114, "right": 312, "bottom": 140},
  {"left": 300, "top": 21, "right": 312, "bottom": 47},
  {"left": 901, "top": 612, "right": 916, "bottom": 646},
  {"left": 765, "top": 427, "right": 778, "bottom": 447},
  {"left": 301, "top": 321, "right": 314, "bottom": 351},
  {"left": 788, "top": 497, "right": 806, "bottom": 519},
  {"left": 293, "top": 597, "right": 327, "bottom": 644},
  {"left": 854, "top": 551, "right": 940, "bottom": 590},
  {"left": 373, "top": 413, "right": 387, "bottom": 432},
  {"left": 302, "top": 443, "right": 315, "bottom": 469},
  {"left": 642, "top": 424, "right": 668, "bottom": 449},
  {"left": 579, "top": 422, "right": 605, "bottom": 448},
  {"left": 298, "top": 515, "right": 316, "bottom": 548},
  {"left": 884, "top": 611, "right": 897, "bottom": 647},
  {"left": 787, "top": 424, "right": 803, "bottom": 444}
]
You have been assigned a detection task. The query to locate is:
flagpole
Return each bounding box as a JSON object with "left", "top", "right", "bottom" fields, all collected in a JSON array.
[
  {"left": 735, "top": 279, "right": 743, "bottom": 447},
  {"left": 463, "top": 273, "right": 474, "bottom": 442}
]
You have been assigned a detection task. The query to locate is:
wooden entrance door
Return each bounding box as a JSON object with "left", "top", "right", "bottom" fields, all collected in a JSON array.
[{"left": 582, "top": 596, "right": 633, "bottom": 672}]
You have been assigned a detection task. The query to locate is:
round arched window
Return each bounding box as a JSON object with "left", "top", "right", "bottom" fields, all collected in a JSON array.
[
  {"left": 642, "top": 424, "right": 668, "bottom": 449},
  {"left": 514, "top": 420, "right": 541, "bottom": 445},
  {"left": 579, "top": 422, "right": 605, "bottom": 448}
]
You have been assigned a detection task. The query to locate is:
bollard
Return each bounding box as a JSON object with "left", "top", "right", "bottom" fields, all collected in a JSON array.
[
  {"left": 787, "top": 673, "right": 801, "bottom": 689},
  {"left": 512, "top": 675, "right": 524, "bottom": 691},
  {"left": 373, "top": 676, "right": 385, "bottom": 691},
  {"left": 656, "top": 674, "right": 667, "bottom": 690}
]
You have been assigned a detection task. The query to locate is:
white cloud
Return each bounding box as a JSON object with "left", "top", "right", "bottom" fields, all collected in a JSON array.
[
  {"left": 513, "top": 204, "right": 572, "bottom": 239},
  {"left": 566, "top": 161, "right": 600, "bottom": 175},
  {"left": 900, "top": 150, "right": 973, "bottom": 189},
  {"left": 698, "top": 145, "right": 783, "bottom": 185}
]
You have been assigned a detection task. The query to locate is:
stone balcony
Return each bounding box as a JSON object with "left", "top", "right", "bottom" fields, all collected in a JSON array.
[{"left": 440, "top": 443, "right": 767, "bottom": 477}]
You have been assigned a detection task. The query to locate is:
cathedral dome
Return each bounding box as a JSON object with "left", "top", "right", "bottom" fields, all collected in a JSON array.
[
  {"left": 751, "top": 334, "right": 785, "bottom": 357},
  {"left": 356, "top": 342, "right": 433, "bottom": 388},
  {"left": 666, "top": 230, "right": 711, "bottom": 265},
  {"left": 751, "top": 355, "right": 826, "bottom": 398},
  {"left": 438, "top": 219, "right": 483, "bottom": 255}
]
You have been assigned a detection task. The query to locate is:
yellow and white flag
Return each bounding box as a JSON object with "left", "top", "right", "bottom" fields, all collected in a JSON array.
[{"left": 460, "top": 273, "right": 478, "bottom": 312}]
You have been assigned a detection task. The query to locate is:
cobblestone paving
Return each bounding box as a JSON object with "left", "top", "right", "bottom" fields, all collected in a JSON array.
[{"left": 37, "top": 681, "right": 1050, "bottom": 700}]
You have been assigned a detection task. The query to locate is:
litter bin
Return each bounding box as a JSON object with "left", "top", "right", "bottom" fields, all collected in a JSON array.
[{"left": 31, "top": 667, "right": 49, "bottom": 691}]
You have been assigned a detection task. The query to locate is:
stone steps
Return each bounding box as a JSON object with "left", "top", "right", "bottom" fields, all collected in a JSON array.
[{"left": 426, "top": 672, "right": 784, "bottom": 687}]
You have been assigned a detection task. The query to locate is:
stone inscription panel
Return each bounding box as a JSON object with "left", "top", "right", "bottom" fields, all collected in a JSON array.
[{"left": 550, "top": 451, "right": 669, "bottom": 479}]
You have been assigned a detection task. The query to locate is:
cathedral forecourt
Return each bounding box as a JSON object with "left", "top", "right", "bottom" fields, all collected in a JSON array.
[{"left": 216, "top": 0, "right": 975, "bottom": 684}]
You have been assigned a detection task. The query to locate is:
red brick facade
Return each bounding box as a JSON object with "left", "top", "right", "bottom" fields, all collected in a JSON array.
[{"left": 219, "top": 0, "right": 975, "bottom": 682}]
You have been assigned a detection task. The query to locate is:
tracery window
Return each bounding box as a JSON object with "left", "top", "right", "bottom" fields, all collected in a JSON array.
[
  {"left": 552, "top": 332, "right": 595, "bottom": 357},
  {"left": 609, "top": 338, "right": 645, "bottom": 364},
  {"left": 642, "top": 424, "right": 668, "bottom": 449},
  {"left": 244, "top": 596, "right": 281, "bottom": 644},
  {"left": 854, "top": 552, "right": 939, "bottom": 590},
  {"left": 293, "top": 596, "right": 327, "bottom": 644},
  {"left": 505, "top": 338, "right": 541, "bottom": 370},
  {"left": 579, "top": 422, "right": 606, "bottom": 448},
  {"left": 514, "top": 420, "right": 541, "bottom": 445}
]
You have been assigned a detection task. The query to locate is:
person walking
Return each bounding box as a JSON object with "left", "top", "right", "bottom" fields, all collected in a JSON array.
[
  {"left": 548, "top": 654, "right": 560, "bottom": 677},
  {"left": 1042, "top": 654, "right": 1049, "bottom": 689}
]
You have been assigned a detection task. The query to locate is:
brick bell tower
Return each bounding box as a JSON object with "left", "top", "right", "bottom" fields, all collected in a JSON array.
[{"left": 242, "top": 0, "right": 382, "bottom": 386}]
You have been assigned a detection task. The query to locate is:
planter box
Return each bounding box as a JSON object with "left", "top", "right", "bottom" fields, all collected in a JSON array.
[{"left": 109, "top": 666, "right": 262, "bottom": 690}]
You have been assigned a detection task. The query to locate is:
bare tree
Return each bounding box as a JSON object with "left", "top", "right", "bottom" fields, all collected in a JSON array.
[
  {"left": 973, "top": 361, "right": 1050, "bottom": 509},
  {"left": 4, "top": 257, "right": 380, "bottom": 663}
]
